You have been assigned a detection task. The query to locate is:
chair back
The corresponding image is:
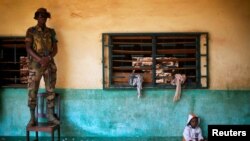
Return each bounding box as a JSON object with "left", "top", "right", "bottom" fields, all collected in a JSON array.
[{"left": 36, "top": 93, "right": 60, "bottom": 122}]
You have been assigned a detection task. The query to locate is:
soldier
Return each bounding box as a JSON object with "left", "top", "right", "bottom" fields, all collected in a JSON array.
[{"left": 25, "top": 7, "right": 60, "bottom": 126}]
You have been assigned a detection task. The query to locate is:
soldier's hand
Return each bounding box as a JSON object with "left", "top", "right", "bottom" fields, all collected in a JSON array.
[{"left": 39, "top": 56, "right": 51, "bottom": 67}]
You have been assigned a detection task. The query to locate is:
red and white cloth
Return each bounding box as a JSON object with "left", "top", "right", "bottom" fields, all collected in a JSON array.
[{"left": 171, "top": 74, "right": 186, "bottom": 102}]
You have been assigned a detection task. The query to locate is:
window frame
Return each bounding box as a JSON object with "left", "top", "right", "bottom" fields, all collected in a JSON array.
[
  {"left": 102, "top": 32, "right": 209, "bottom": 89},
  {"left": 0, "top": 36, "right": 28, "bottom": 87}
]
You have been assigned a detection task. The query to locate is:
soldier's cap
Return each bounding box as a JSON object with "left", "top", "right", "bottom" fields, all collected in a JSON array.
[{"left": 34, "top": 7, "right": 51, "bottom": 19}]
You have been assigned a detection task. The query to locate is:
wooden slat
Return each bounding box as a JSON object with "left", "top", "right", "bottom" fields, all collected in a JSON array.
[
  {"left": 157, "top": 42, "right": 195, "bottom": 44},
  {"left": 113, "top": 66, "right": 152, "bottom": 71},
  {"left": 112, "top": 72, "right": 152, "bottom": 83},
  {"left": 156, "top": 75, "right": 196, "bottom": 78},
  {"left": 113, "top": 60, "right": 133, "bottom": 63},
  {"left": 2, "top": 78, "right": 21, "bottom": 80},
  {"left": 0, "top": 62, "right": 21, "bottom": 64},
  {"left": 156, "top": 58, "right": 196, "bottom": 62},
  {"left": 187, "top": 75, "right": 196, "bottom": 78},
  {"left": 0, "top": 38, "right": 24, "bottom": 42},
  {"left": 0, "top": 84, "right": 26, "bottom": 87},
  {"left": 157, "top": 49, "right": 196, "bottom": 54},
  {"left": 0, "top": 70, "right": 20, "bottom": 72},
  {"left": 112, "top": 36, "right": 152, "bottom": 40},
  {"left": 113, "top": 50, "right": 152, "bottom": 54},
  {"left": 112, "top": 42, "right": 152, "bottom": 45},
  {"left": 1, "top": 44, "right": 25, "bottom": 48},
  {"left": 113, "top": 59, "right": 153, "bottom": 63},
  {"left": 163, "top": 67, "right": 196, "bottom": 70},
  {"left": 157, "top": 36, "right": 196, "bottom": 39}
]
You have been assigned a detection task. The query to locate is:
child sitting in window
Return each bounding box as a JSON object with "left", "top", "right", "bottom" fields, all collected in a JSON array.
[{"left": 183, "top": 114, "right": 206, "bottom": 141}]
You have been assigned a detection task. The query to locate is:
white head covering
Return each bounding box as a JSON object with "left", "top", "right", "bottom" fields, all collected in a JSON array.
[{"left": 187, "top": 113, "right": 200, "bottom": 125}]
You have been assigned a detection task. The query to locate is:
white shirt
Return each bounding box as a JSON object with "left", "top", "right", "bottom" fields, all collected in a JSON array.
[{"left": 183, "top": 125, "right": 204, "bottom": 141}]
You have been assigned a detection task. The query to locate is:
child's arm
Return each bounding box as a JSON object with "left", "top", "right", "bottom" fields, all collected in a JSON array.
[{"left": 183, "top": 127, "right": 192, "bottom": 141}]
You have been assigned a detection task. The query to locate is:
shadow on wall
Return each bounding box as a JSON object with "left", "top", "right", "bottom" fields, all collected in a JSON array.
[
  {"left": 56, "top": 89, "right": 188, "bottom": 137},
  {"left": 58, "top": 89, "right": 88, "bottom": 137},
  {"left": 54, "top": 27, "right": 70, "bottom": 88},
  {"left": 56, "top": 89, "right": 99, "bottom": 137},
  {"left": 58, "top": 89, "right": 107, "bottom": 137}
]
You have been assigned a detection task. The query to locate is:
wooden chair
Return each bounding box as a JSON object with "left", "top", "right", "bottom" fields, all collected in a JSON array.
[{"left": 26, "top": 92, "right": 61, "bottom": 141}]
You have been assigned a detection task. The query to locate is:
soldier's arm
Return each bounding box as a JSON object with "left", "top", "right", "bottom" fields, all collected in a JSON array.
[
  {"left": 49, "top": 29, "right": 58, "bottom": 59},
  {"left": 25, "top": 29, "right": 42, "bottom": 62},
  {"left": 50, "top": 42, "right": 57, "bottom": 58},
  {"left": 25, "top": 28, "right": 50, "bottom": 67}
]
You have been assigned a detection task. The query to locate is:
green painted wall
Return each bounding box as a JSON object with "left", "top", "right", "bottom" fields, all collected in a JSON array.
[{"left": 0, "top": 88, "right": 250, "bottom": 138}]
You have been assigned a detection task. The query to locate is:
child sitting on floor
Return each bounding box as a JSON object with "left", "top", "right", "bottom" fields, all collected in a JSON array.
[{"left": 183, "top": 114, "right": 206, "bottom": 141}]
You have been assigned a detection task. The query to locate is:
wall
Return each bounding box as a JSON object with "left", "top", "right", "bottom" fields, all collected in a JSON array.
[
  {"left": 0, "top": 0, "right": 250, "bottom": 139},
  {"left": 1, "top": 89, "right": 250, "bottom": 138},
  {"left": 0, "top": 0, "right": 249, "bottom": 89}
]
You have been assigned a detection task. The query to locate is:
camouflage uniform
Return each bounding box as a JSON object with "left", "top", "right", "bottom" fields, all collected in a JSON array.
[{"left": 25, "top": 25, "right": 58, "bottom": 109}]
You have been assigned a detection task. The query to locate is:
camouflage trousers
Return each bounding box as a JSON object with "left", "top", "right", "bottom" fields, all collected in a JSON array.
[{"left": 28, "top": 60, "right": 57, "bottom": 109}]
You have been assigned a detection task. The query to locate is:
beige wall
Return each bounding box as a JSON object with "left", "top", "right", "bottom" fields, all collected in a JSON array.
[{"left": 0, "top": 0, "right": 249, "bottom": 89}]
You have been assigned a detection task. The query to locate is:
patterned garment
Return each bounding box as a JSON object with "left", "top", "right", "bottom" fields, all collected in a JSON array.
[
  {"left": 26, "top": 25, "right": 57, "bottom": 56},
  {"left": 25, "top": 25, "right": 58, "bottom": 109}
]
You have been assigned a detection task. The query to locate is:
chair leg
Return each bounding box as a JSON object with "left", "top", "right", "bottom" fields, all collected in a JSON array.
[
  {"left": 36, "top": 131, "right": 38, "bottom": 141},
  {"left": 52, "top": 131, "right": 54, "bottom": 141},
  {"left": 26, "top": 131, "right": 29, "bottom": 141},
  {"left": 58, "top": 127, "right": 60, "bottom": 141}
]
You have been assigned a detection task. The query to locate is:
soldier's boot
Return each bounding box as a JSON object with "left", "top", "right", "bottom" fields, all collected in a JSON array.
[
  {"left": 27, "top": 108, "right": 37, "bottom": 127},
  {"left": 46, "top": 108, "right": 60, "bottom": 125}
]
